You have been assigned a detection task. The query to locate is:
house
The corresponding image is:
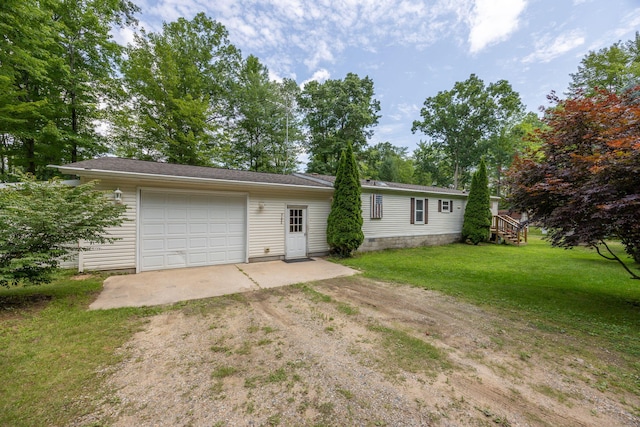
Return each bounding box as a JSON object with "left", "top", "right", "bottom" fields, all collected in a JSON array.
[{"left": 54, "top": 158, "right": 499, "bottom": 273}]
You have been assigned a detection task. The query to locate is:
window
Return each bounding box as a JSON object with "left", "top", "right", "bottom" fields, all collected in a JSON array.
[
  {"left": 370, "top": 194, "right": 383, "bottom": 219},
  {"left": 410, "top": 198, "right": 428, "bottom": 224},
  {"left": 438, "top": 199, "right": 454, "bottom": 213},
  {"left": 289, "top": 209, "right": 303, "bottom": 233}
]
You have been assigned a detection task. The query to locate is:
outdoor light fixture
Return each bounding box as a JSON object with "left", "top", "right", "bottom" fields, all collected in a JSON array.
[
  {"left": 258, "top": 202, "right": 265, "bottom": 210},
  {"left": 114, "top": 188, "right": 123, "bottom": 204}
]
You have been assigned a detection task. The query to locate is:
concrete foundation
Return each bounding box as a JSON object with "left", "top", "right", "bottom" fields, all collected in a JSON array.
[{"left": 358, "top": 233, "right": 461, "bottom": 252}]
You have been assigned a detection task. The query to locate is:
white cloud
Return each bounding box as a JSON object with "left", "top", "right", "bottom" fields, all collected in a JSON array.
[
  {"left": 145, "top": 0, "right": 483, "bottom": 78},
  {"left": 303, "top": 39, "right": 337, "bottom": 70},
  {"left": 467, "top": 0, "right": 527, "bottom": 54},
  {"left": 612, "top": 8, "right": 640, "bottom": 39},
  {"left": 389, "top": 103, "right": 420, "bottom": 121},
  {"left": 301, "top": 69, "right": 331, "bottom": 87},
  {"left": 523, "top": 29, "right": 585, "bottom": 63},
  {"left": 111, "top": 26, "right": 136, "bottom": 47}
]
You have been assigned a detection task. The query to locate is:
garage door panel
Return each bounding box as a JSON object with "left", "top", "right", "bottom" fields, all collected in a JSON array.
[
  {"left": 209, "top": 236, "right": 227, "bottom": 246},
  {"left": 140, "top": 191, "right": 246, "bottom": 271},
  {"left": 226, "top": 250, "right": 245, "bottom": 260},
  {"left": 228, "top": 236, "right": 245, "bottom": 246},
  {"left": 167, "top": 212, "right": 187, "bottom": 221},
  {"left": 208, "top": 251, "right": 227, "bottom": 262},
  {"left": 210, "top": 223, "right": 228, "bottom": 233},
  {"left": 143, "top": 192, "right": 166, "bottom": 205},
  {"left": 168, "top": 194, "right": 188, "bottom": 204},
  {"left": 167, "top": 259, "right": 186, "bottom": 268},
  {"left": 189, "top": 209, "right": 209, "bottom": 221},
  {"left": 143, "top": 223, "right": 165, "bottom": 235},
  {"left": 167, "top": 223, "right": 187, "bottom": 234},
  {"left": 143, "top": 208, "right": 166, "bottom": 220},
  {"left": 189, "top": 237, "right": 207, "bottom": 248},
  {"left": 188, "top": 252, "right": 208, "bottom": 264},
  {"left": 189, "top": 223, "right": 208, "bottom": 234},
  {"left": 228, "top": 223, "right": 244, "bottom": 233},
  {"left": 142, "top": 255, "right": 165, "bottom": 269},
  {"left": 166, "top": 238, "right": 187, "bottom": 250},
  {"left": 143, "top": 239, "right": 165, "bottom": 250}
]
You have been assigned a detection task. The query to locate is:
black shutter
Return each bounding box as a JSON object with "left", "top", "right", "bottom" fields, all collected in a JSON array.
[
  {"left": 424, "top": 199, "right": 428, "bottom": 224},
  {"left": 410, "top": 197, "right": 415, "bottom": 224},
  {"left": 438, "top": 199, "right": 442, "bottom": 212}
]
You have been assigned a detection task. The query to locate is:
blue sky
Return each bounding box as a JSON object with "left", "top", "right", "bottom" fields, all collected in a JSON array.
[{"left": 114, "top": 0, "right": 640, "bottom": 154}]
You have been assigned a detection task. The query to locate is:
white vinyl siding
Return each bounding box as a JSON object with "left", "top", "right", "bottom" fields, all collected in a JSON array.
[
  {"left": 247, "top": 189, "right": 331, "bottom": 259},
  {"left": 78, "top": 179, "right": 137, "bottom": 272},
  {"left": 362, "top": 191, "right": 466, "bottom": 239}
]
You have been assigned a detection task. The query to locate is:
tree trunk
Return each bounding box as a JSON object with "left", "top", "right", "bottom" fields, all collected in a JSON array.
[
  {"left": 453, "top": 162, "right": 459, "bottom": 189},
  {"left": 71, "top": 96, "right": 78, "bottom": 163},
  {"left": 24, "top": 138, "right": 36, "bottom": 174}
]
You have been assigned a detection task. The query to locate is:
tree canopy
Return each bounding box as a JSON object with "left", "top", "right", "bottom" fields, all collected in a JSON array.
[
  {"left": 360, "top": 142, "right": 414, "bottom": 184},
  {"left": 299, "top": 73, "right": 380, "bottom": 175},
  {"left": 228, "top": 57, "right": 302, "bottom": 173},
  {"left": 111, "top": 13, "right": 240, "bottom": 166},
  {"left": 569, "top": 32, "right": 640, "bottom": 97},
  {"left": 0, "top": 0, "right": 138, "bottom": 180},
  {"left": 412, "top": 74, "right": 526, "bottom": 190},
  {"left": 507, "top": 89, "right": 640, "bottom": 279}
]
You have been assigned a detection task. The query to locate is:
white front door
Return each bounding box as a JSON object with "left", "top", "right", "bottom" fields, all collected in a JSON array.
[{"left": 285, "top": 207, "right": 307, "bottom": 259}]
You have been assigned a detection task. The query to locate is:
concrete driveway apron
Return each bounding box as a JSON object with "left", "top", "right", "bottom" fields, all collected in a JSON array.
[{"left": 89, "top": 258, "right": 358, "bottom": 310}]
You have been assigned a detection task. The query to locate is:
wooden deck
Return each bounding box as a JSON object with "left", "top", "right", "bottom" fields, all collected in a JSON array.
[{"left": 491, "top": 215, "right": 528, "bottom": 245}]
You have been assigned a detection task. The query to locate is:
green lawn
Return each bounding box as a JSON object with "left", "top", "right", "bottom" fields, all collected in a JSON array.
[
  {"left": 338, "top": 235, "right": 640, "bottom": 391},
  {"left": 0, "top": 272, "right": 161, "bottom": 427}
]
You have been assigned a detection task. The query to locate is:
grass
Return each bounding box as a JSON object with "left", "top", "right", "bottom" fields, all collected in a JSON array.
[
  {"left": 0, "top": 271, "right": 162, "bottom": 427},
  {"left": 367, "top": 323, "right": 450, "bottom": 375},
  {"left": 211, "top": 365, "right": 238, "bottom": 379},
  {"left": 339, "top": 235, "right": 640, "bottom": 392}
]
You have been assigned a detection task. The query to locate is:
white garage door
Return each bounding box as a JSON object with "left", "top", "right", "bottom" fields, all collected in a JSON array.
[{"left": 139, "top": 191, "right": 246, "bottom": 271}]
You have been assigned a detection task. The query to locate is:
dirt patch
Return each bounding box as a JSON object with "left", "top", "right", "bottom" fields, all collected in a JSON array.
[
  {"left": 77, "top": 277, "right": 639, "bottom": 426},
  {"left": 0, "top": 294, "right": 53, "bottom": 321}
]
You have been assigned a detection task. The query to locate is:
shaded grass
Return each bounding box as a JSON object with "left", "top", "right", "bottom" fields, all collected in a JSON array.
[
  {"left": 0, "top": 271, "right": 162, "bottom": 427},
  {"left": 339, "top": 236, "right": 640, "bottom": 392}
]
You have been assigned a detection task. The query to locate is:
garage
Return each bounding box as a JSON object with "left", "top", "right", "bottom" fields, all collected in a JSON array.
[{"left": 139, "top": 190, "right": 247, "bottom": 271}]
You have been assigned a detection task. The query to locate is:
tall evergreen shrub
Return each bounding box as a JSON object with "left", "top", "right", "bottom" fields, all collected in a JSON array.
[
  {"left": 326, "top": 143, "right": 364, "bottom": 257},
  {"left": 462, "top": 158, "right": 492, "bottom": 244}
]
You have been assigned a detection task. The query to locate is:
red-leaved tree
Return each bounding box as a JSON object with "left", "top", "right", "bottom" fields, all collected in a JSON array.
[{"left": 507, "top": 89, "right": 640, "bottom": 279}]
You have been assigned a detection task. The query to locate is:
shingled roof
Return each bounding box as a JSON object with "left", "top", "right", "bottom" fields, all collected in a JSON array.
[
  {"left": 55, "top": 157, "right": 332, "bottom": 188},
  {"left": 55, "top": 157, "right": 470, "bottom": 196},
  {"left": 294, "top": 173, "right": 467, "bottom": 196}
]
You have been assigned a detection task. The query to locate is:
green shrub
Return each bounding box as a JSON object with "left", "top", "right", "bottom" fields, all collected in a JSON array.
[
  {"left": 326, "top": 142, "right": 364, "bottom": 257},
  {"left": 462, "top": 158, "right": 492, "bottom": 244}
]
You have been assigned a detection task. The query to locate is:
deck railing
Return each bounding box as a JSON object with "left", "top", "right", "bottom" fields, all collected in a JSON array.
[{"left": 491, "top": 215, "right": 527, "bottom": 245}]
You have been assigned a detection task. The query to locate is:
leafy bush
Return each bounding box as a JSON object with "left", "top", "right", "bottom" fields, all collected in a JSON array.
[{"left": 0, "top": 175, "right": 126, "bottom": 286}]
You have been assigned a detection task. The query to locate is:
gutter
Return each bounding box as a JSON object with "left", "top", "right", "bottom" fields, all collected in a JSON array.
[{"left": 359, "top": 185, "right": 470, "bottom": 198}]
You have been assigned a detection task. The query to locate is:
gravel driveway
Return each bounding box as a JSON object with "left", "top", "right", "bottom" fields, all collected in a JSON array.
[{"left": 77, "top": 277, "right": 639, "bottom": 426}]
